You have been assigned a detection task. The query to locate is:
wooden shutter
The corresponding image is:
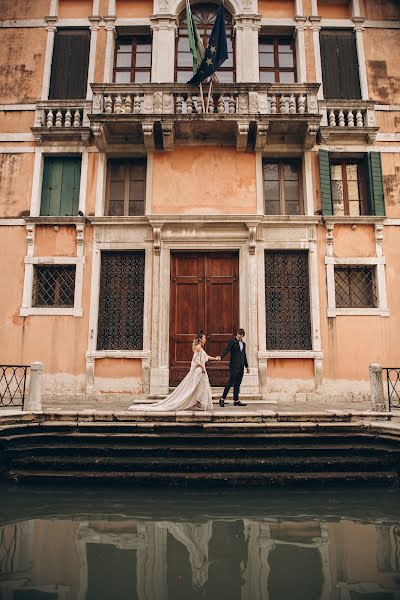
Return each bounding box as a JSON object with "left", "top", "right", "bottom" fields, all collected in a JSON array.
[
  {"left": 319, "top": 150, "right": 333, "bottom": 215},
  {"left": 365, "top": 152, "right": 385, "bottom": 216},
  {"left": 40, "top": 157, "right": 81, "bottom": 216},
  {"left": 49, "top": 30, "right": 90, "bottom": 99},
  {"left": 320, "top": 32, "right": 341, "bottom": 99},
  {"left": 336, "top": 31, "right": 361, "bottom": 99},
  {"left": 320, "top": 30, "right": 361, "bottom": 99}
]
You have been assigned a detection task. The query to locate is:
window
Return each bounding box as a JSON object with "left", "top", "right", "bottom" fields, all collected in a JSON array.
[
  {"left": 259, "top": 36, "right": 296, "bottom": 83},
  {"left": 330, "top": 160, "right": 367, "bottom": 216},
  {"left": 334, "top": 266, "right": 377, "bottom": 308},
  {"left": 49, "top": 29, "right": 90, "bottom": 99},
  {"left": 265, "top": 250, "right": 312, "bottom": 350},
  {"left": 319, "top": 151, "right": 385, "bottom": 216},
  {"left": 97, "top": 251, "right": 145, "bottom": 350},
  {"left": 320, "top": 30, "right": 361, "bottom": 99},
  {"left": 263, "top": 159, "right": 302, "bottom": 215},
  {"left": 33, "top": 266, "right": 76, "bottom": 307},
  {"left": 176, "top": 3, "right": 234, "bottom": 82},
  {"left": 40, "top": 156, "right": 81, "bottom": 216},
  {"left": 106, "top": 159, "right": 146, "bottom": 216},
  {"left": 113, "top": 36, "right": 152, "bottom": 83}
]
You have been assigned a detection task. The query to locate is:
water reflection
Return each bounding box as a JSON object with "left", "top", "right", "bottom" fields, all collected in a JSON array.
[{"left": 0, "top": 489, "right": 400, "bottom": 600}]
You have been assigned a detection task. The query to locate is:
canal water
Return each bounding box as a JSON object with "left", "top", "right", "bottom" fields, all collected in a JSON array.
[{"left": 0, "top": 484, "right": 399, "bottom": 600}]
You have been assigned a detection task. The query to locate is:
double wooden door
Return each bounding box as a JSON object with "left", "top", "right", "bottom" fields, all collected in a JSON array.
[{"left": 169, "top": 252, "right": 239, "bottom": 387}]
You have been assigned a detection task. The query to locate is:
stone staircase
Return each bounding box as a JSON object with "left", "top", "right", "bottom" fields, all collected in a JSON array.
[{"left": 1, "top": 410, "right": 399, "bottom": 485}]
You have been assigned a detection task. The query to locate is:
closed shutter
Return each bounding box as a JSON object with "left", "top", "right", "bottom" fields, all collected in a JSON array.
[
  {"left": 319, "top": 150, "right": 333, "bottom": 215},
  {"left": 320, "top": 30, "right": 361, "bottom": 99},
  {"left": 49, "top": 30, "right": 90, "bottom": 99},
  {"left": 40, "top": 157, "right": 81, "bottom": 216},
  {"left": 365, "top": 152, "right": 385, "bottom": 216}
]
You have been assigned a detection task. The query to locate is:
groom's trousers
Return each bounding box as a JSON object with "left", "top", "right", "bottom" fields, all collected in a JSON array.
[{"left": 222, "top": 368, "right": 244, "bottom": 402}]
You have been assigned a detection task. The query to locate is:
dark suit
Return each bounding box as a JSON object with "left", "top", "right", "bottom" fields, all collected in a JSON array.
[{"left": 220, "top": 337, "right": 248, "bottom": 402}]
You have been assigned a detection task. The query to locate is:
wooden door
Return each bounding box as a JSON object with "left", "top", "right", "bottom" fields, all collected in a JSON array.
[{"left": 169, "top": 252, "right": 239, "bottom": 387}]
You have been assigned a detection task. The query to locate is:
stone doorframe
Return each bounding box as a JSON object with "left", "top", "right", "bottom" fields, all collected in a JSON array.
[{"left": 148, "top": 217, "right": 261, "bottom": 396}]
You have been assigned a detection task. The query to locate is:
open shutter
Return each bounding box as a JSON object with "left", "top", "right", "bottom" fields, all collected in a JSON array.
[
  {"left": 320, "top": 32, "right": 341, "bottom": 99},
  {"left": 319, "top": 150, "right": 333, "bottom": 215},
  {"left": 366, "top": 152, "right": 385, "bottom": 216},
  {"left": 49, "top": 30, "right": 90, "bottom": 99},
  {"left": 60, "top": 157, "right": 81, "bottom": 216},
  {"left": 49, "top": 34, "right": 71, "bottom": 99},
  {"left": 40, "top": 158, "right": 63, "bottom": 216},
  {"left": 336, "top": 31, "right": 361, "bottom": 99}
]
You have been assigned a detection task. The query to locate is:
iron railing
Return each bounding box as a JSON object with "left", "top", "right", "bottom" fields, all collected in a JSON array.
[
  {"left": 0, "top": 365, "right": 29, "bottom": 410},
  {"left": 384, "top": 368, "right": 400, "bottom": 411}
]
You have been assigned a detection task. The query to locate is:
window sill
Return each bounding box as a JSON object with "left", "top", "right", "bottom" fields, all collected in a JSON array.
[
  {"left": 327, "top": 308, "right": 389, "bottom": 317},
  {"left": 86, "top": 350, "right": 151, "bottom": 359},
  {"left": 25, "top": 217, "right": 88, "bottom": 225},
  {"left": 323, "top": 216, "right": 385, "bottom": 225},
  {"left": 20, "top": 307, "right": 83, "bottom": 317},
  {"left": 258, "top": 351, "right": 323, "bottom": 359}
]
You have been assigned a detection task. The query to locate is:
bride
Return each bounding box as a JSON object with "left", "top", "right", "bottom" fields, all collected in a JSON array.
[{"left": 128, "top": 332, "right": 221, "bottom": 411}]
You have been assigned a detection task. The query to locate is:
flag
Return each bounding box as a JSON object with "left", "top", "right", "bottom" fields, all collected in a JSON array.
[
  {"left": 187, "top": 3, "right": 228, "bottom": 85},
  {"left": 186, "top": 0, "right": 202, "bottom": 72}
]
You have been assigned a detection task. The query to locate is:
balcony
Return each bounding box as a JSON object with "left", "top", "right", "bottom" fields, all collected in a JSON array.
[
  {"left": 319, "top": 100, "right": 379, "bottom": 144},
  {"left": 31, "top": 100, "right": 92, "bottom": 145},
  {"left": 89, "top": 82, "right": 321, "bottom": 152}
]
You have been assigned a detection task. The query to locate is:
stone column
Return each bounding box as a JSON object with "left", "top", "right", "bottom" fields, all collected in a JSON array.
[
  {"left": 25, "top": 362, "right": 43, "bottom": 411},
  {"left": 103, "top": 17, "right": 116, "bottom": 83},
  {"left": 87, "top": 17, "right": 101, "bottom": 99},
  {"left": 353, "top": 17, "right": 369, "bottom": 100},
  {"left": 369, "top": 364, "right": 386, "bottom": 411},
  {"left": 245, "top": 225, "right": 261, "bottom": 395},
  {"left": 234, "top": 14, "right": 261, "bottom": 82},
  {"left": 41, "top": 17, "right": 58, "bottom": 100},
  {"left": 150, "top": 14, "right": 178, "bottom": 83},
  {"left": 309, "top": 17, "right": 323, "bottom": 99},
  {"left": 295, "top": 16, "right": 307, "bottom": 83}
]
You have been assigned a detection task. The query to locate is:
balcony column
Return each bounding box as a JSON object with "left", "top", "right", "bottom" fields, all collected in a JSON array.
[
  {"left": 295, "top": 16, "right": 307, "bottom": 83},
  {"left": 41, "top": 16, "right": 58, "bottom": 100},
  {"left": 353, "top": 17, "right": 369, "bottom": 100},
  {"left": 309, "top": 16, "right": 323, "bottom": 99},
  {"left": 103, "top": 16, "right": 116, "bottom": 83},
  {"left": 87, "top": 16, "right": 101, "bottom": 99},
  {"left": 150, "top": 14, "right": 178, "bottom": 83},
  {"left": 234, "top": 14, "right": 261, "bottom": 83}
]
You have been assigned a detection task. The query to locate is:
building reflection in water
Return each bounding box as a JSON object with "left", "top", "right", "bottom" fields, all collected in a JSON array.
[{"left": 1, "top": 516, "right": 400, "bottom": 599}]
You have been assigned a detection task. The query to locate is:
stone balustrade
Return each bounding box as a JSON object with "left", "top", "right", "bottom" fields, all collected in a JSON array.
[
  {"left": 90, "top": 82, "right": 320, "bottom": 117},
  {"left": 320, "top": 100, "right": 378, "bottom": 143},
  {"left": 31, "top": 101, "right": 92, "bottom": 143}
]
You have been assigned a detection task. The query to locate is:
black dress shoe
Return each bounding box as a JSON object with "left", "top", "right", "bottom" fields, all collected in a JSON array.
[
  {"left": 234, "top": 401, "right": 247, "bottom": 406},
  {"left": 219, "top": 398, "right": 225, "bottom": 407}
]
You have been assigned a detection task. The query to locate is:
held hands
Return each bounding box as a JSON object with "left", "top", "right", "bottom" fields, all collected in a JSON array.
[{"left": 246, "top": 368, "right": 250, "bottom": 374}]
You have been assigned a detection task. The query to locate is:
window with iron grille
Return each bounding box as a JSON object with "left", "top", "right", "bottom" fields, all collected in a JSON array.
[
  {"left": 176, "top": 3, "right": 235, "bottom": 82},
  {"left": 259, "top": 36, "right": 296, "bottom": 83},
  {"left": 32, "top": 266, "right": 76, "bottom": 307},
  {"left": 97, "top": 251, "right": 145, "bottom": 350},
  {"left": 106, "top": 159, "right": 146, "bottom": 216},
  {"left": 334, "top": 266, "right": 377, "bottom": 308},
  {"left": 263, "top": 159, "right": 302, "bottom": 215},
  {"left": 113, "top": 35, "right": 152, "bottom": 83},
  {"left": 265, "top": 250, "right": 312, "bottom": 350}
]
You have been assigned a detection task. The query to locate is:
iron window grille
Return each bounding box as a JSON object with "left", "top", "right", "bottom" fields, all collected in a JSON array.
[
  {"left": 32, "top": 265, "right": 76, "bottom": 307},
  {"left": 334, "top": 266, "right": 377, "bottom": 308}
]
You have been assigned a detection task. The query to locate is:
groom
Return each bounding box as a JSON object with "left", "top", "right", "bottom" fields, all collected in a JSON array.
[{"left": 217, "top": 328, "right": 250, "bottom": 407}]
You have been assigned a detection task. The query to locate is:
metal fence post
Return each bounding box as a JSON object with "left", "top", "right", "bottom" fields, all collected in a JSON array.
[
  {"left": 369, "top": 363, "right": 386, "bottom": 411},
  {"left": 25, "top": 362, "right": 43, "bottom": 411}
]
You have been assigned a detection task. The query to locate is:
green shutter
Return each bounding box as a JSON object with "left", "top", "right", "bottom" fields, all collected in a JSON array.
[
  {"left": 40, "top": 157, "right": 81, "bottom": 216},
  {"left": 319, "top": 149, "right": 333, "bottom": 215},
  {"left": 366, "top": 152, "right": 385, "bottom": 216}
]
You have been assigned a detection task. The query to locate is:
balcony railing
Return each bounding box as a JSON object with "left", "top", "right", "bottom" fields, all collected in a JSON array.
[
  {"left": 320, "top": 100, "right": 378, "bottom": 144},
  {"left": 31, "top": 100, "right": 92, "bottom": 144}
]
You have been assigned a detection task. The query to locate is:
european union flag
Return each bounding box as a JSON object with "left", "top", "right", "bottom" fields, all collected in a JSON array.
[{"left": 187, "top": 3, "right": 228, "bottom": 85}]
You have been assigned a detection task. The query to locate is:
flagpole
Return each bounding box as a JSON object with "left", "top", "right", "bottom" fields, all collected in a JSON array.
[
  {"left": 199, "top": 82, "right": 206, "bottom": 113},
  {"left": 205, "top": 78, "right": 213, "bottom": 113}
]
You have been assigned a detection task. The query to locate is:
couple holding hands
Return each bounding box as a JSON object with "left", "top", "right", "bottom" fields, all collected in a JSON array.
[{"left": 129, "top": 328, "right": 249, "bottom": 412}]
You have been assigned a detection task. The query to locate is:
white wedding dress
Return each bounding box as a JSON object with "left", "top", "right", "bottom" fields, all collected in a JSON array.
[{"left": 128, "top": 348, "right": 213, "bottom": 411}]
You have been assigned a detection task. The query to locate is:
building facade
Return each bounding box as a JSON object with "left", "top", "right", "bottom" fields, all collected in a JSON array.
[{"left": 0, "top": 0, "right": 400, "bottom": 403}]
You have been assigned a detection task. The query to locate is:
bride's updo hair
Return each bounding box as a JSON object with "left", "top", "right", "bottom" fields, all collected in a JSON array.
[{"left": 192, "top": 330, "right": 205, "bottom": 351}]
